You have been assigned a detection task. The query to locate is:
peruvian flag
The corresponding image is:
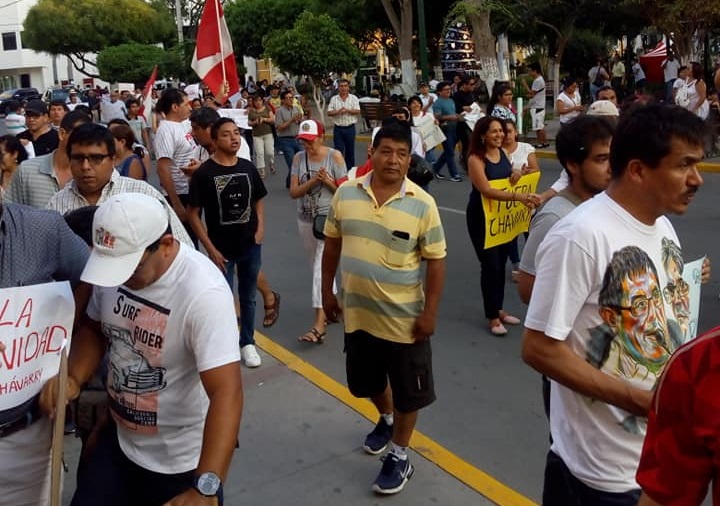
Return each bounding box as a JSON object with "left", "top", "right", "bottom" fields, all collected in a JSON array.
[
  {"left": 139, "top": 65, "right": 157, "bottom": 122},
  {"left": 191, "top": 0, "right": 240, "bottom": 97}
]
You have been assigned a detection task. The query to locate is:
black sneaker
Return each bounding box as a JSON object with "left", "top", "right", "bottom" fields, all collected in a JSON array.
[
  {"left": 372, "top": 453, "right": 414, "bottom": 494},
  {"left": 363, "top": 417, "right": 393, "bottom": 455},
  {"left": 434, "top": 172, "right": 446, "bottom": 181},
  {"left": 449, "top": 175, "right": 463, "bottom": 182}
]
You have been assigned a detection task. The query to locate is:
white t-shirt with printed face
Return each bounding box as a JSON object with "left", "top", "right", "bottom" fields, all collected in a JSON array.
[
  {"left": 87, "top": 244, "right": 241, "bottom": 474},
  {"left": 525, "top": 192, "right": 686, "bottom": 493},
  {"left": 154, "top": 119, "right": 197, "bottom": 195}
]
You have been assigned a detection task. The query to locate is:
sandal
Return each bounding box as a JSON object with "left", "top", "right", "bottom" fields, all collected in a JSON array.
[
  {"left": 269, "top": 164, "right": 276, "bottom": 174},
  {"left": 262, "top": 291, "right": 280, "bottom": 328},
  {"left": 489, "top": 323, "right": 508, "bottom": 336},
  {"left": 298, "top": 327, "right": 326, "bottom": 344}
]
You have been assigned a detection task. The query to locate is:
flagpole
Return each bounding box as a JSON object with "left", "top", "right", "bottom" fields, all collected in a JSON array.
[{"left": 214, "top": 0, "right": 227, "bottom": 89}]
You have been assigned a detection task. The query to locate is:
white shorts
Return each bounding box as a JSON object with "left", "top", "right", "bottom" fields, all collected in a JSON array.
[{"left": 530, "top": 108, "right": 546, "bottom": 131}]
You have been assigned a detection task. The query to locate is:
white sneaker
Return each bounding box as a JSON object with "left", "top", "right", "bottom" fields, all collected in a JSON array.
[{"left": 241, "top": 344, "right": 262, "bottom": 368}]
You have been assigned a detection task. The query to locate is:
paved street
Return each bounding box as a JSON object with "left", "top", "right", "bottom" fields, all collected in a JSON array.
[{"left": 55, "top": 142, "right": 720, "bottom": 505}]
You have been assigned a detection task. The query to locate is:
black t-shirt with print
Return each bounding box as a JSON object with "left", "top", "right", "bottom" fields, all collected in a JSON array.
[
  {"left": 17, "top": 128, "right": 59, "bottom": 156},
  {"left": 188, "top": 157, "right": 267, "bottom": 257}
]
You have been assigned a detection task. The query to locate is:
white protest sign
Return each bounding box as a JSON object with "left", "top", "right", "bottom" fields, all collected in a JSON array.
[
  {"left": 217, "top": 108, "right": 250, "bottom": 130},
  {"left": 184, "top": 83, "right": 201, "bottom": 101},
  {"left": 0, "top": 282, "right": 74, "bottom": 411},
  {"left": 682, "top": 256, "right": 704, "bottom": 341}
]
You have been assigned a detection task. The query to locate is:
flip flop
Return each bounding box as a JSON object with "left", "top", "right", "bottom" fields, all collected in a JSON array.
[
  {"left": 298, "top": 327, "right": 326, "bottom": 344},
  {"left": 263, "top": 291, "right": 280, "bottom": 328}
]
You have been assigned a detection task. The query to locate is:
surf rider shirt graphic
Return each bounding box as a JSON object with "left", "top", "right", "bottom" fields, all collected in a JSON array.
[{"left": 86, "top": 243, "right": 241, "bottom": 474}]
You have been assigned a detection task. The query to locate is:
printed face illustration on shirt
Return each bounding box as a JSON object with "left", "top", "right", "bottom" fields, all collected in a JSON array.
[
  {"left": 661, "top": 237, "right": 690, "bottom": 343},
  {"left": 592, "top": 246, "right": 672, "bottom": 378}
]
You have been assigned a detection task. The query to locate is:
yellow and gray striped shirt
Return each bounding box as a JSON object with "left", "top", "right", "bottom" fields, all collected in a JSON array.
[{"left": 324, "top": 173, "right": 446, "bottom": 344}]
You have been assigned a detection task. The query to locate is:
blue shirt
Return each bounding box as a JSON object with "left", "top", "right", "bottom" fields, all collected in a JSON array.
[{"left": 433, "top": 97, "right": 457, "bottom": 129}]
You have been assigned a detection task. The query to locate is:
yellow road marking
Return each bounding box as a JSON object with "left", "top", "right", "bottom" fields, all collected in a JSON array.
[{"left": 254, "top": 332, "right": 538, "bottom": 506}]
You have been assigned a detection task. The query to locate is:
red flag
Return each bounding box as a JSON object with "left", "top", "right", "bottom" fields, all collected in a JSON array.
[
  {"left": 191, "top": 0, "right": 240, "bottom": 98},
  {"left": 139, "top": 65, "right": 157, "bottom": 122}
]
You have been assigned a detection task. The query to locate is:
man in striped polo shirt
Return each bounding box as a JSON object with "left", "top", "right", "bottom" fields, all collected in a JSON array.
[{"left": 322, "top": 122, "right": 447, "bottom": 495}]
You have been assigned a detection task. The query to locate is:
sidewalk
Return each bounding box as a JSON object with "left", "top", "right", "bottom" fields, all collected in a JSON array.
[{"left": 61, "top": 337, "right": 498, "bottom": 506}]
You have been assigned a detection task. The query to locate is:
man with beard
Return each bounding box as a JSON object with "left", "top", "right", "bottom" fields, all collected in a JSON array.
[{"left": 522, "top": 104, "right": 705, "bottom": 505}]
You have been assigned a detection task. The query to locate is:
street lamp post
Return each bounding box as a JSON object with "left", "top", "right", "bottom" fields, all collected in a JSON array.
[{"left": 417, "top": 0, "right": 429, "bottom": 82}]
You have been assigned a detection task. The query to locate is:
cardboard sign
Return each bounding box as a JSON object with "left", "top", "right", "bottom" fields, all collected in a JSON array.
[
  {"left": 0, "top": 282, "right": 74, "bottom": 411},
  {"left": 481, "top": 172, "right": 540, "bottom": 249}
]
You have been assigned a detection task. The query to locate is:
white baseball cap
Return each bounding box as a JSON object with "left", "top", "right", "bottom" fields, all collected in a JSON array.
[
  {"left": 81, "top": 193, "right": 170, "bottom": 287},
  {"left": 587, "top": 100, "right": 619, "bottom": 117}
]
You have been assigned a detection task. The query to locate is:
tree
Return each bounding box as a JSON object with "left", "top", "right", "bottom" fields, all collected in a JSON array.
[
  {"left": 623, "top": 0, "right": 720, "bottom": 61},
  {"left": 96, "top": 43, "right": 185, "bottom": 85},
  {"left": 447, "top": 0, "right": 508, "bottom": 95},
  {"left": 264, "top": 11, "right": 363, "bottom": 124},
  {"left": 225, "top": 0, "right": 307, "bottom": 58},
  {"left": 380, "top": 0, "right": 415, "bottom": 87},
  {"left": 23, "top": 0, "right": 174, "bottom": 78}
]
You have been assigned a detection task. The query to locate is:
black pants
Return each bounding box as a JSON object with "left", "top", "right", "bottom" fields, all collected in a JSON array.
[
  {"left": 542, "top": 451, "right": 641, "bottom": 506},
  {"left": 457, "top": 122, "right": 471, "bottom": 169},
  {"left": 71, "top": 420, "right": 195, "bottom": 506},
  {"left": 466, "top": 200, "right": 511, "bottom": 319}
]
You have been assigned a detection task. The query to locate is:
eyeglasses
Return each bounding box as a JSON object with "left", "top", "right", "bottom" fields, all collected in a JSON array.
[
  {"left": 663, "top": 279, "right": 689, "bottom": 300},
  {"left": 610, "top": 289, "right": 663, "bottom": 318},
  {"left": 69, "top": 154, "right": 111, "bottom": 166}
]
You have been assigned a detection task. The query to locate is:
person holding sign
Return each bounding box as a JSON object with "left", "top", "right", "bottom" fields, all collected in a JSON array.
[
  {"left": 465, "top": 117, "right": 541, "bottom": 336},
  {"left": 0, "top": 196, "right": 89, "bottom": 505},
  {"left": 41, "top": 193, "right": 243, "bottom": 506}
]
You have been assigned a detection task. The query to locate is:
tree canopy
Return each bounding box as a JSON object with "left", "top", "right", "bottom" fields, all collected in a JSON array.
[
  {"left": 96, "top": 43, "right": 186, "bottom": 85},
  {"left": 23, "top": 0, "right": 175, "bottom": 78}
]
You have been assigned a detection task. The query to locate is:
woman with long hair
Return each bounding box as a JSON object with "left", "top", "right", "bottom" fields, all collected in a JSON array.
[
  {"left": 248, "top": 94, "right": 276, "bottom": 178},
  {"left": 108, "top": 122, "right": 147, "bottom": 180},
  {"left": 466, "top": 117, "right": 540, "bottom": 335},
  {"left": 289, "top": 120, "right": 347, "bottom": 343},
  {"left": 487, "top": 82, "right": 517, "bottom": 122},
  {"left": 0, "top": 135, "right": 28, "bottom": 187},
  {"left": 685, "top": 61, "right": 709, "bottom": 120}
]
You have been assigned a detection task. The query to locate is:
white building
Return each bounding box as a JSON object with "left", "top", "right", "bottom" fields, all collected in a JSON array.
[{"left": 0, "top": 0, "right": 98, "bottom": 92}]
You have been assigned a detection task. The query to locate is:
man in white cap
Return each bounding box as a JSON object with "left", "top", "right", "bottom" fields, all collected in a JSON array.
[{"left": 41, "top": 192, "right": 243, "bottom": 505}]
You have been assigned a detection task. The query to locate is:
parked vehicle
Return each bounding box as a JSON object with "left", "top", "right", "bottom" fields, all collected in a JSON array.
[
  {"left": 0, "top": 87, "right": 41, "bottom": 114},
  {"left": 42, "top": 86, "right": 76, "bottom": 104}
]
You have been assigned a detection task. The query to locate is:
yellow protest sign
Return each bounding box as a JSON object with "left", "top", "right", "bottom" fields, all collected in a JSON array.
[{"left": 481, "top": 172, "right": 540, "bottom": 249}]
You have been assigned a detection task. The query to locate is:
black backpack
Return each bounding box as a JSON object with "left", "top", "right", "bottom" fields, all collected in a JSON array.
[{"left": 408, "top": 154, "right": 434, "bottom": 187}]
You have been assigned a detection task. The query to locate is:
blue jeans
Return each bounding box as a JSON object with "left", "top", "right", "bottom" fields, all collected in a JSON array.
[
  {"left": 433, "top": 127, "right": 460, "bottom": 178},
  {"left": 276, "top": 137, "right": 302, "bottom": 188},
  {"left": 665, "top": 80, "right": 675, "bottom": 103},
  {"left": 333, "top": 124, "right": 356, "bottom": 168},
  {"left": 223, "top": 243, "right": 262, "bottom": 347}
]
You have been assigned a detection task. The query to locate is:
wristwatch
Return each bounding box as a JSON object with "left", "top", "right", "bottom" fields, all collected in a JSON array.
[{"left": 194, "top": 472, "right": 224, "bottom": 504}]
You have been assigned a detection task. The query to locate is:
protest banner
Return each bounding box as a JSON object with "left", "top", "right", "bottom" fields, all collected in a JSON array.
[
  {"left": 217, "top": 108, "right": 249, "bottom": 130},
  {"left": 415, "top": 119, "right": 446, "bottom": 150},
  {"left": 481, "top": 172, "right": 540, "bottom": 249},
  {"left": 0, "top": 282, "right": 74, "bottom": 411}
]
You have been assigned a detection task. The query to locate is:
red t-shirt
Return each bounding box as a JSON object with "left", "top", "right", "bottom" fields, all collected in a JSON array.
[{"left": 636, "top": 325, "right": 720, "bottom": 505}]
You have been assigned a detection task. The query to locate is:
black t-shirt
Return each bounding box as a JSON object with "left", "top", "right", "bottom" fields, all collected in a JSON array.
[
  {"left": 17, "top": 128, "right": 59, "bottom": 156},
  {"left": 452, "top": 90, "right": 475, "bottom": 113},
  {"left": 188, "top": 157, "right": 267, "bottom": 257}
]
